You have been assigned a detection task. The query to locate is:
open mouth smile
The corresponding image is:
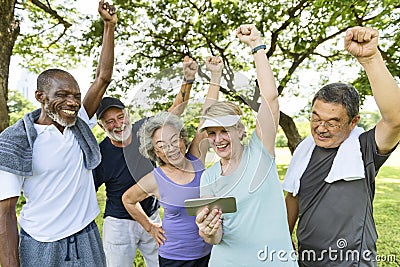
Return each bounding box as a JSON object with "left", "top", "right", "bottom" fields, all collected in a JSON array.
[{"left": 61, "top": 109, "right": 76, "bottom": 116}]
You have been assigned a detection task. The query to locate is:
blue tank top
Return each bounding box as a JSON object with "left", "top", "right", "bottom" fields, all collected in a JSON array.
[{"left": 153, "top": 153, "right": 212, "bottom": 260}]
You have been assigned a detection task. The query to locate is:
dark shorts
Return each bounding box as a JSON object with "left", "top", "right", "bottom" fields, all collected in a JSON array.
[
  {"left": 159, "top": 253, "right": 210, "bottom": 267},
  {"left": 19, "top": 221, "right": 106, "bottom": 267}
]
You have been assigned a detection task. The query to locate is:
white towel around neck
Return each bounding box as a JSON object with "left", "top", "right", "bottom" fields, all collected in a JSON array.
[{"left": 282, "top": 126, "right": 365, "bottom": 196}]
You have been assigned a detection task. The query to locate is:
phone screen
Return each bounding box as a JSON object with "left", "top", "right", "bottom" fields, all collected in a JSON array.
[{"left": 184, "top": 196, "right": 237, "bottom": 216}]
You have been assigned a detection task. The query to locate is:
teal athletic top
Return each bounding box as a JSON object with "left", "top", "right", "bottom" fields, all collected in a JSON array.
[{"left": 200, "top": 132, "right": 298, "bottom": 266}]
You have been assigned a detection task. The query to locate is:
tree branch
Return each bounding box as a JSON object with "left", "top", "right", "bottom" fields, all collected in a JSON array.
[{"left": 30, "top": 0, "right": 72, "bottom": 29}]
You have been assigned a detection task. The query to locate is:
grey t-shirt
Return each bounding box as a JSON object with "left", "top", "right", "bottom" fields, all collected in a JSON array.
[{"left": 297, "top": 128, "right": 392, "bottom": 267}]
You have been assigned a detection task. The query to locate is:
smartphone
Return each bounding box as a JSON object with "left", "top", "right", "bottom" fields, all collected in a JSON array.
[{"left": 184, "top": 196, "right": 237, "bottom": 216}]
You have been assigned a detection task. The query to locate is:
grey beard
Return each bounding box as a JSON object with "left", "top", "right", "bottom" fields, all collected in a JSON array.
[
  {"left": 106, "top": 123, "right": 132, "bottom": 143},
  {"left": 46, "top": 106, "right": 76, "bottom": 128}
]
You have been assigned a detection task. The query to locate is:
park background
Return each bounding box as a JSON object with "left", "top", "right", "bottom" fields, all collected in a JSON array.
[{"left": 4, "top": 0, "right": 399, "bottom": 266}]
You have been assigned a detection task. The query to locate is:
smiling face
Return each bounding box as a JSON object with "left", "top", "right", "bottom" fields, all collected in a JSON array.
[
  {"left": 311, "top": 99, "right": 360, "bottom": 148},
  {"left": 100, "top": 107, "right": 132, "bottom": 145},
  {"left": 152, "top": 124, "right": 186, "bottom": 166},
  {"left": 43, "top": 75, "right": 82, "bottom": 128},
  {"left": 206, "top": 126, "right": 244, "bottom": 161}
]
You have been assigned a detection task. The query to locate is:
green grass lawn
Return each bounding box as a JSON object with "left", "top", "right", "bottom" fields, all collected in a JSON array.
[{"left": 374, "top": 166, "right": 400, "bottom": 266}]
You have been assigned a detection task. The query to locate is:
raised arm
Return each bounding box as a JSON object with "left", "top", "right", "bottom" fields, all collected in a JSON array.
[
  {"left": 345, "top": 26, "right": 400, "bottom": 154},
  {"left": 121, "top": 173, "right": 166, "bottom": 246},
  {"left": 237, "top": 25, "right": 279, "bottom": 156},
  {"left": 188, "top": 56, "right": 223, "bottom": 164},
  {"left": 83, "top": 0, "right": 117, "bottom": 118},
  {"left": 168, "top": 56, "right": 198, "bottom": 116},
  {"left": 0, "top": 196, "right": 19, "bottom": 267}
]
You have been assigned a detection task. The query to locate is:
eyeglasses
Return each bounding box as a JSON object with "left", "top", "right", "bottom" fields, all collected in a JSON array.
[
  {"left": 310, "top": 118, "right": 344, "bottom": 130},
  {"left": 156, "top": 137, "right": 182, "bottom": 150}
]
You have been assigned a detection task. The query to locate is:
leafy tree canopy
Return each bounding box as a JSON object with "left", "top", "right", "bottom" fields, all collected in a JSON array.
[
  {"left": 8, "top": 90, "right": 36, "bottom": 125},
  {"left": 11, "top": 0, "right": 400, "bottom": 151}
]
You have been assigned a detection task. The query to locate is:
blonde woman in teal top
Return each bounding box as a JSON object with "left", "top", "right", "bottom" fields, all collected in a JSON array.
[{"left": 195, "top": 24, "right": 298, "bottom": 266}]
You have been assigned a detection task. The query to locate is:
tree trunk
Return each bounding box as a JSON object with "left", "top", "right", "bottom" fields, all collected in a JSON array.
[
  {"left": 279, "top": 111, "right": 303, "bottom": 154},
  {"left": 0, "top": 0, "right": 19, "bottom": 133}
]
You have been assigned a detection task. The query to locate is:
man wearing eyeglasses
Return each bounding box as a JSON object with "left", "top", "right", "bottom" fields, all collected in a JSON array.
[
  {"left": 283, "top": 26, "right": 400, "bottom": 266},
  {"left": 93, "top": 56, "right": 198, "bottom": 267}
]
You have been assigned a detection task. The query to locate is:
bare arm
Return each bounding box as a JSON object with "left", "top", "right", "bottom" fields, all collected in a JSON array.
[
  {"left": 83, "top": 0, "right": 117, "bottom": 118},
  {"left": 189, "top": 56, "right": 223, "bottom": 164},
  {"left": 285, "top": 193, "right": 299, "bottom": 236},
  {"left": 168, "top": 56, "right": 198, "bottom": 116},
  {"left": 0, "top": 197, "right": 19, "bottom": 267},
  {"left": 345, "top": 27, "right": 400, "bottom": 154},
  {"left": 122, "top": 173, "right": 166, "bottom": 246},
  {"left": 237, "top": 25, "right": 279, "bottom": 156}
]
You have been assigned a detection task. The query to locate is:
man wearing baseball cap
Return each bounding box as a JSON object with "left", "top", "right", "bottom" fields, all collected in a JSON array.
[{"left": 93, "top": 56, "right": 198, "bottom": 267}]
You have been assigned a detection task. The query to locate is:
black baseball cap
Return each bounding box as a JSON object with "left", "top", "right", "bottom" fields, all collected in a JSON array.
[{"left": 96, "top": 97, "right": 126, "bottom": 119}]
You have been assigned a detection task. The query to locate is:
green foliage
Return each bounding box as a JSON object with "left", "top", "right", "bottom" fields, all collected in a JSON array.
[
  {"left": 181, "top": 102, "right": 203, "bottom": 139},
  {"left": 358, "top": 110, "right": 381, "bottom": 131},
  {"left": 276, "top": 129, "right": 288, "bottom": 148},
  {"left": 14, "top": 0, "right": 89, "bottom": 73},
  {"left": 78, "top": 0, "right": 399, "bottom": 116},
  {"left": 92, "top": 124, "right": 106, "bottom": 143},
  {"left": 295, "top": 121, "right": 310, "bottom": 139},
  {"left": 276, "top": 120, "right": 309, "bottom": 147},
  {"left": 9, "top": 0, "right": 400, "bottom": 151},
  {"left": 8, "top": 90, "right": 37, "bottom": 125}
]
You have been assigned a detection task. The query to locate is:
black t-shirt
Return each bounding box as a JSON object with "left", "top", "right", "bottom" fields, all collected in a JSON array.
[
  {"left": 297, "top": 128, "right": 393, "bottom": 267},
  {"left": 299, "top": 146, "right": 338, "bottom": 206},
  {"left": 93, "top": 118, "right": 159, "bottom": 219}
]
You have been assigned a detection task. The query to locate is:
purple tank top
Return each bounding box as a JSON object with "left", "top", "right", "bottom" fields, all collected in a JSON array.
[{"left": 154, "top": 153, "right": 212, "bottom": 260}]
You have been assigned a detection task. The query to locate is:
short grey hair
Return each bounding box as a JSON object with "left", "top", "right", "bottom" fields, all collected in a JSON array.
[
  {"left": 37, "top": 69, "right": 79, "bottom": 93},
  {"left": 312, "top": 82, "right": 360, "bottom": 121},
  {"left": 138, "top": 112, "right": 189, "bottom": 165}
]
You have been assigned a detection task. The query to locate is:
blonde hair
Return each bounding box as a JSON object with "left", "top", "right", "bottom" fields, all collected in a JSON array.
[
  {"left": 203, "top": 101, "right": 243, "bottom": 117},
  {"left": 203, "top": 101, "right": 246, "bottom": 138}
]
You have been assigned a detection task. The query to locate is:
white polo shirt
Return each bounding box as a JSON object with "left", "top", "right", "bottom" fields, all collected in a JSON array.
[{"left": 0, "top": 108, "right": 99, "bottom": 242}]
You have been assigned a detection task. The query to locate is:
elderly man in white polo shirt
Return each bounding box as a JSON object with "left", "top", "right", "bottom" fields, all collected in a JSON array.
[{"left": 0, "top": 1, "right": 117, "bottom": 266}]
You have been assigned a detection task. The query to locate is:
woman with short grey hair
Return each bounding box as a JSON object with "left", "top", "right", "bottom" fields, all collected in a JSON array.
[
  {"left": 123, "top": 56, "right": 223, "bottom": 267},
  {"left": 138, "top": 112, "right": 190, "bottom": 165}
]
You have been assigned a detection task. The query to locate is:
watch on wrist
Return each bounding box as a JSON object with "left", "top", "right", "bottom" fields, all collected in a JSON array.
[
  {"left": 183, "top": 77, "right": 195, "bottom": 84},
  {"left": 252, "top": 44, "right": 267, "bottom": 54}
]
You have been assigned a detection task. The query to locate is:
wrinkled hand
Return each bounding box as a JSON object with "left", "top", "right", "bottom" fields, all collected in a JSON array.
[
  {"left": 183, "top": 56, "right": 198, "bottom": 80},
  {"left": 237, "top": 24, "right": 263, "bottom": 49},
  {"left": 205, "top": 56, "right": 223, "bottom": 76},
  {"left": 98, "top": 0, "right": 117, "bottom": 25},
  {"left": 344, "top": 26, "right": 379, "bottom": 62},
  {"left": 195, "top": 207, "right": 222, "bottom": 237},
  {"left": 148, "top": 222, "right": 166, "bottom": 247}
]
